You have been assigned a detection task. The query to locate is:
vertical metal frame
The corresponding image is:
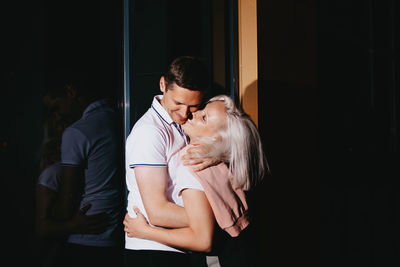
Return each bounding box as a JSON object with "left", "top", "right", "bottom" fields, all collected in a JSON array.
[
  {"left": 226, "top": 0, "right": 238, "bottom": 103},
  {"left": 123, "top": 0, "right": 132, "bottom": 141}
]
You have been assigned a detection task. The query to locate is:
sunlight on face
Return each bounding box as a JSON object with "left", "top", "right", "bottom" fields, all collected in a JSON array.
[
  {"left": 182, "top": 101, "right": 227, "bottom": 141},
  {"left": 160, "top": 77, "right": 203, "bottom": 125}
]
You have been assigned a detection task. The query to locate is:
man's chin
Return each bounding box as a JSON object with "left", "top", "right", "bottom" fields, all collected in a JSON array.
[{"left": 175, "top": 119, "right": 187, "bottom": 125}]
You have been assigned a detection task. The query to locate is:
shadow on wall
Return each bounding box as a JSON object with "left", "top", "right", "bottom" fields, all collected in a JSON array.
[
  {"left": 254, "top": 78, "right": 318, "bottom": 264},
  {"left": 242, "top": 79, "right": 258, "bottom": 125}
]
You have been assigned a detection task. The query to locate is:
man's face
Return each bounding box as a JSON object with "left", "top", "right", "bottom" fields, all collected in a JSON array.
[{"left": 160, "top": 77, "right": 203, "bottom": 125}]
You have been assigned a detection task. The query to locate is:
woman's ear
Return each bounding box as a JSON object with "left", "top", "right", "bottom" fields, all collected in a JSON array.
[{"left": 159, "top": 76, "right": 166, "bottom": 93}]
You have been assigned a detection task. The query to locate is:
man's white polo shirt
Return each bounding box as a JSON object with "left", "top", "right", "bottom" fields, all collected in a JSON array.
[{"left": 125, "top": 95, "right": 197, "bottom": 252}]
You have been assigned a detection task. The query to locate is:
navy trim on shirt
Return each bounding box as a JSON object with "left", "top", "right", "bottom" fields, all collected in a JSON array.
[
  {"left": 151, "top": 104, "right": 171, "bottom": 125},
  {"left": 129, "top": 163, "right": 167, "bottom": 168}
]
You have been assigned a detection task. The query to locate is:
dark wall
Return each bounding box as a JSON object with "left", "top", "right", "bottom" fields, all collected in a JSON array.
[
  {"left": 44, "top": 1, "right": 123, "bottom": 96},
  {"left": 257, "top": 1, "right": 400, "bottom": 265},
  {"left": 319, "top": 0, "right": 400, "bottom": 266},
  {"left": 2, "top": 2, "right": 46, "bottom": 263},
  {"left": 129, "top": 0, "right": 215, "bottom": 124},
  {"left": 257, "top": 0, "right": 318, "bottom": 266},
  {"left": 2, "top": 1, "right": 123, "bottom": 264}
]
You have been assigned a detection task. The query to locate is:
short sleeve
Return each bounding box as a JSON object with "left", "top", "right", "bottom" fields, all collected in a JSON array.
[
  {"left": 61, "top": 127, "right": 89, "bottom": 167},
  {"left": 37, "top": 162, "right": 62, "bottom": 191},
  {"left": 175, "top": 164, "right": 204, "bottom": 195},
  {"left": 126, "top": 125, "right": 167, "bottom": 168}
]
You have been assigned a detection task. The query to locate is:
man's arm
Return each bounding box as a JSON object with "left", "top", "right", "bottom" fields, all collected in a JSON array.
[
  {"left": 134, "top": 166, "right": 189, "bottom": 228},
  {"left": 52, "top": 165, "right": 84, "bottom": 220}
]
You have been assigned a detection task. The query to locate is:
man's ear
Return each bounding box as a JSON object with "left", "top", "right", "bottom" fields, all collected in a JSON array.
[
  {"left": 65, "top": 84, "right": 77, "bottom": 98},
  {"left": 159, "top": 76, "right": 166, "bottom": 93}
]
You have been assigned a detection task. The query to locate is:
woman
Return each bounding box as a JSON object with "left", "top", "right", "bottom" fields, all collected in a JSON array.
[{"left": 124, "top": 95, "right": 268, "bottom": 266}]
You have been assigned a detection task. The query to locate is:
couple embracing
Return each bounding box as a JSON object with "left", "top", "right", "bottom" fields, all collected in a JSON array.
[{"left": 124, "top": 56, "right": 268, "bottom": 267}]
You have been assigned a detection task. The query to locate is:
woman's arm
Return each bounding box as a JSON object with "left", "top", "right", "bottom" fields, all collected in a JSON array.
[{"left": 124, "top": 189, "right": 215, "bottom": 252}]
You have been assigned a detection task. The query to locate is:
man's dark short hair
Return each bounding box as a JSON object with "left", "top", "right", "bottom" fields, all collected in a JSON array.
[{"left": 164, "top": 56, "right": 210, "bottom": 93}]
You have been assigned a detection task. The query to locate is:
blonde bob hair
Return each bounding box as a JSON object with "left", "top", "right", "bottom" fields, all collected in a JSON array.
[{"left": 195, "top": 95, "right": 268, "bottom": 190}]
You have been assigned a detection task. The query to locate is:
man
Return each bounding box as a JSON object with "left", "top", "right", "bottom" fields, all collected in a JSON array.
[
  {"left": 125, "top": 56, "right": 214, "bottom": 266},
  {"left": 50, "top": 73, "right": 124, "bottom": 267}
]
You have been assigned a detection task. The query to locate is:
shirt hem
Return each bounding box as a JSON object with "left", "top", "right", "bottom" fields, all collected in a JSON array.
[{"left": 67, "top": 239, "right": 119, "bottom": 247}]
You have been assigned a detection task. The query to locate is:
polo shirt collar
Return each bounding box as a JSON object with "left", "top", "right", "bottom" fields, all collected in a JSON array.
[
  {"left": 151, "top": 95, "right": 174, "bottom": 125},
  {"left": 82, "top": 99, "right": 109, "bottom": 118}
]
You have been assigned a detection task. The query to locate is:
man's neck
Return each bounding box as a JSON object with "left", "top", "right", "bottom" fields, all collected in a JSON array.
[{"left": 159, "top": 95, "right": 165, "bottom": 109}]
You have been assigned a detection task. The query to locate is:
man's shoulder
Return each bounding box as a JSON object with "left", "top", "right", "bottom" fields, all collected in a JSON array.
[
  {"left": 63, "top": 122, "right": 85, "bottom": 140},
  {"left": 126, "top": 114, "right": 168, "bottom": 146},
  {"left": 66, "top": 113, "right": 90, "bottom": 133},
  {"left": 130, "top": 109, "right": 171, "bottom": 136}
]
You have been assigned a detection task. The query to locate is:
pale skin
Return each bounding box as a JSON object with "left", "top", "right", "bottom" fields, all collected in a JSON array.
[
  {"left": 125, "top": 101, "right": 227, "bottom": 252},
  {"left": 133, "top": 77, "right": 218, "bottom": 228}
]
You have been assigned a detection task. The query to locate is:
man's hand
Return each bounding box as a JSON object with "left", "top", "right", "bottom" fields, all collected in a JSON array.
[{"left": 181, "top": 143, "right": 220, "bottom": 172}]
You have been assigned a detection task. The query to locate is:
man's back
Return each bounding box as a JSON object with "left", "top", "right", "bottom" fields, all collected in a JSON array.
[{"left": 62, "top": 99, "right": 123, "bottom": 246}]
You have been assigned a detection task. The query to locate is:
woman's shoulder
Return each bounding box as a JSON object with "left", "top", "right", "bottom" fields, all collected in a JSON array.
[
  {"left": 175, "top": 162, "right": 196, "bottom": 180},
  {"left": 38, "top": 162, "right": 62, "bottom": 191},
  {"left": 175, "top": 163, "right": 204, "bottom": 193}
]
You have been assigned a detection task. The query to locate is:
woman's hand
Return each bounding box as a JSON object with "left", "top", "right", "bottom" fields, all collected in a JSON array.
[
  {"left": 123, "top": 206, "right": 150, "bottom": 239},
  {"left": 182, "top": 143, "right": 220, "bottom": 171}
]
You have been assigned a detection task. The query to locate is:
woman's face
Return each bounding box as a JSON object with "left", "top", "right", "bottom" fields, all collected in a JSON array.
[{"left": 182, "top": 100, "right": 227, "bottom": 141}]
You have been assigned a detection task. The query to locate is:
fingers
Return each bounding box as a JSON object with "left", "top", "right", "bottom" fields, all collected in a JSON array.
[
  {"left": 124, "top": 214, "right": 134, "bottom": 238},
  {"left": 184, "top": 158, "right": 212, "bottom": 171},
  {"left": 182, "top": 158, "right": 204, "bottom": 166},
  {"left": 190, "top": 162, "right": 208, "bottom": 172},
  {"left": 125, "top": 226, "right": 134, "bottom": 238},
  {"left": 133, "top": 206, "right": 141, "bottom": 215},
  {"left": 181, "top": 144, "right": 199, "bottom": 160},
  {"left": 122, "top": 209, "right": 139, "bottom": 228},
  {"left": 124, "top": 207, "right": 147, "bottom": 238},
  {"left": 123, "top": 213, "right": 132, "bottom": 227}
]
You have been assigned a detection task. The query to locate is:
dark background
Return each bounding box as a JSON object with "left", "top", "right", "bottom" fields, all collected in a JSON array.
[
  {"left": 2, "top": 0, "right": 400, "bottom": 266},
  {"left": 2, "top": 1, "right": 123, "bottom": 265},
  {"left": 319, "top": 0, "right": 400, "bottom": 266}
]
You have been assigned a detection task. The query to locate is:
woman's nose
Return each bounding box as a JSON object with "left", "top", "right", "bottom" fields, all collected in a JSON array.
[{"left": 191, "top": 110, "right": 200, "bottom": 119}]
